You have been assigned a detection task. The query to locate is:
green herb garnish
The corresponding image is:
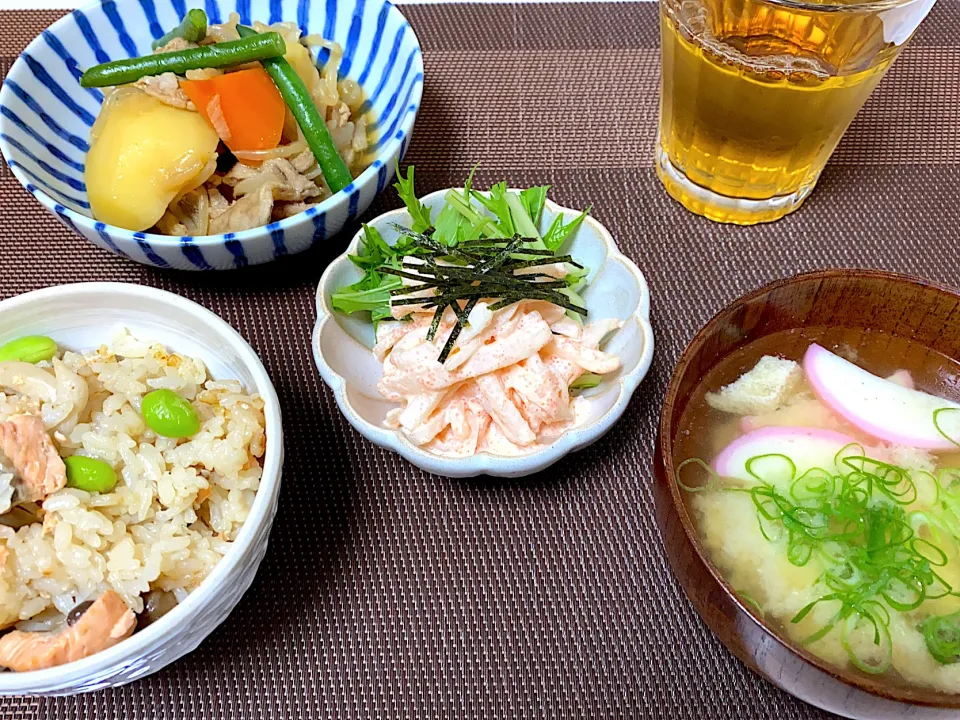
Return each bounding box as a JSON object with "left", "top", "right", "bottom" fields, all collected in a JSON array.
[
  {"left": 332, "top": 165, "right": 593, "bottom": 362},
  {"left": 394, "top": 165, "right": 433, "bottom": 234},
  {"left": 330, "top": 224, "right": 404, "bottom": 325}
]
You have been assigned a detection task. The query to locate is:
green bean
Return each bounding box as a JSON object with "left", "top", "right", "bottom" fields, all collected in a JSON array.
[
  {"left": 141, "top": 389, "right": 200, "bottom": 439},
  {"left": 0, "top": 335, "right": 57, "bottom": 364},
  {"left": 236, "top": 24, "right": 353, "bottom": 194},
  {"left": 64, "top": 456, "right": 118, "bottom": 494},
  {"left": 151, "top": 8, "right": 208, "bottom": 51},
  {"left": 80, "top": 33, "right": 287, "bottom": 88}
]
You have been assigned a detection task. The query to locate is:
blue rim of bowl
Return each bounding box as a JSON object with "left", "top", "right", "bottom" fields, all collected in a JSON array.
[{"left": 0, "top": 0, "right": 424, "bottom": 251}]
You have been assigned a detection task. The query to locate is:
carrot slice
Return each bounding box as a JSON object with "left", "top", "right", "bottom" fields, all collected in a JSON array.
[{"left": 181, "top": 67, "right": 285, "bottom": 153}]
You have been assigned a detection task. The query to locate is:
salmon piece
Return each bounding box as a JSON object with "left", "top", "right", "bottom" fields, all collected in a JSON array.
[
  {"left": 0, "top": 415, "right": 66, "bottom": 504},
  {"left": 0, "top": 591, "right": 136, "bottom": 671}
]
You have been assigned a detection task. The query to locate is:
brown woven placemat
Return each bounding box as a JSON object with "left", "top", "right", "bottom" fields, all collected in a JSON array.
[{"left": 1, "top": 2, "right": 959, "bottom": 718}]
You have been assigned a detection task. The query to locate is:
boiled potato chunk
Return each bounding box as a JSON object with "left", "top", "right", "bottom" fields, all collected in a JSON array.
[
  {"left": 86, "top": 88, "right": 219, "bottom": 231},
  {"left": 285, "top": 41, "right": 322, "bottom": 98}
]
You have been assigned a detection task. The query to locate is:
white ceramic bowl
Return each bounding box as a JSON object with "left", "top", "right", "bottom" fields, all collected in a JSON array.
[
  {"left": 313, "top": 190, "right": 654, "bottom": 478},
  {"left": 0, "top": 0, "right": 423, "bottom": 270},
  {"left": 0, "top": 283, "right": 283, "bottom": 695}
]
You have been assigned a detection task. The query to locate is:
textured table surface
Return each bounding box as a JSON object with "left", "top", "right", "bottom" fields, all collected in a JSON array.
[{"left": 1, "top": 2, "right": 959, "bottom": 718}]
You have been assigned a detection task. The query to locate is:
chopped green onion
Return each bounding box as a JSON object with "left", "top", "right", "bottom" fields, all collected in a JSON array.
[
  {"left": 679, "top": 423, "right": 960, "bottom": 671},
  {"left": 921, "top": 609, "right": 960, "bottom": 664}
]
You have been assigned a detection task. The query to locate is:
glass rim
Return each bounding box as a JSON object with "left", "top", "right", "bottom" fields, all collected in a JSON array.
[{"left": 741, "top": 0, "right": 928, "bottom": 12}]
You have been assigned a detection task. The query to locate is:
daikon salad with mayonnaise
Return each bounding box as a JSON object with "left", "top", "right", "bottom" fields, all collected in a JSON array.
[{"left": 331, "top": 167, "right": 623, "bottom": 457}]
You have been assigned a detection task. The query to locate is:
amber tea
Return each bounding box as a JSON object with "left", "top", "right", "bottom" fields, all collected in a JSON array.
[{"left": 657, "top": 0, "right": 935, "bottom": 225}]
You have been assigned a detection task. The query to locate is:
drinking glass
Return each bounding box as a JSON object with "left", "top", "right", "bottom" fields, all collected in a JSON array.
[{"left": 657, "top": 0, "right": 937, "bottom": 224}]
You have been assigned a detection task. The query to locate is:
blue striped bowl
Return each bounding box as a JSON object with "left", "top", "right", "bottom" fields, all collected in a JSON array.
[{"left": 0, "top": 0, "right": 423, "bottom": 270}]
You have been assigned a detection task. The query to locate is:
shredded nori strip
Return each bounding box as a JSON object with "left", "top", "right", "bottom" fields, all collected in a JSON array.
[
  {"left": 387, "top": 227, "right": 586, "bottom": 362},
  {"left": 438, "top": 298, "right": 479, "bottom": 363}
]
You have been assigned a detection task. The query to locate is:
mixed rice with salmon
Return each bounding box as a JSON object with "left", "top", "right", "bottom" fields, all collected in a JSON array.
[{"left": 0, "top": 330, "right": 264, "bottom": 671}]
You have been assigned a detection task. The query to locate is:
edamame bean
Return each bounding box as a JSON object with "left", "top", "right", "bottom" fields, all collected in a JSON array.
[
  {"left": 64, "top": 456, "right": 118, "bottom": 493},
  {"left": 0, "top": 336, "right": 57, "bottom": 364},
  {"left": 141, "top": 389, "right": 200, "bottom": 438}
]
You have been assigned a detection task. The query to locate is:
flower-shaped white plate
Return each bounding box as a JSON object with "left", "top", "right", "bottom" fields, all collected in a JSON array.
[{"left": 312, "top": 189, "right": 654, "bottom": 477}]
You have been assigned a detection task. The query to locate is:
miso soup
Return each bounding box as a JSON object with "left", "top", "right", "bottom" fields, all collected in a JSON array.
[{"left": 676, "top": 327, "right": 960, "bottom": 693}]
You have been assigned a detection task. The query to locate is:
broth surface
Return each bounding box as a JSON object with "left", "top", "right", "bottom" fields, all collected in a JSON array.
[{"left": 676, "top": 328, "right": 960, "bottom": 693}]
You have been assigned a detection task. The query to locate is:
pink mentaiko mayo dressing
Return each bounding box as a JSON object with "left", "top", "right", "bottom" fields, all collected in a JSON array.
[{"left": 373, "top": 297, "right": 623, "bottom": 458}]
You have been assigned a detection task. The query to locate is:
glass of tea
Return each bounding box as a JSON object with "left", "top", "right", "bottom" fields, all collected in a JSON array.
[{"left": 657, "top": 0, "right": 936, "bottom": 225}]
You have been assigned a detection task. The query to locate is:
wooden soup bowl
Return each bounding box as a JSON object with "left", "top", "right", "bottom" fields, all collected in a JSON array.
[{"left": 654, "top": 269, "right": 960, "bottom": 718}]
